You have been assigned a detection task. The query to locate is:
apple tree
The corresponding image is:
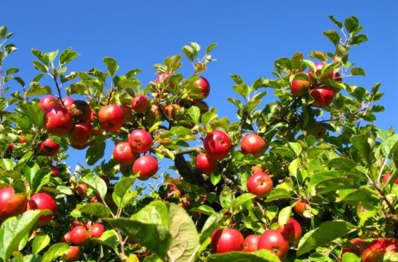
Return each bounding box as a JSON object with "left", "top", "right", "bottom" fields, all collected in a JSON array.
[{"left": 1, "top": 15, "right": 398, "bottom": 262}]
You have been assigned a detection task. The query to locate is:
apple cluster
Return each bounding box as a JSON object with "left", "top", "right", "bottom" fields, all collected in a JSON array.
[
  {"left": 290, "top": 62, "right": 341, "bottom": 108},
  {"left": 342, "top": 237, "right": 398, "bottom": 261},
  {"left": 210, "top": 217, "right": 302, "bottom": 259}
]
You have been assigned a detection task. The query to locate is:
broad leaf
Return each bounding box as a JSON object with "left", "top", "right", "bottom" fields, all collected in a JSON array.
[
  {"left": 112, "top": 176, "right": 137, "bottom": 209},
  {"left": 41, "top": 243, "right": 69, "bottom": 262}
]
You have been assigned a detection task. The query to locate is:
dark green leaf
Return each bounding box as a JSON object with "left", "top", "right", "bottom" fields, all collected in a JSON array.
[
  {"left": 349, "top": 34, "right": 368, "bottom": 46},
  {"left": 182, "top": 45, "right": 195, "bottom": 62},
  {"left": 86, "top": 141, "right": 106, "bottom": 165},
  {"left": 327, "top": 158, "right": 358, "bottom": 171},
  {"left": 26, "top": 82, "right": 51, "bottom": 98},
  {"left": 329, "top": 15, "right": 343, "bottom": 29},
  {"left": 205, "top": 43, "right": 217, "bottom": 54},
  {"left": 297, "top": 220, "right": 355, "bottom": 257},
  {"left": 323, "top": 30, "right": 341, "bottom": 46},
  {"left": 309, "top": 51, "right": 328, "bottom": 61},
  {"left": 344, "top": 16, "right": 359, "bottom": 34},
  {"left": 59, "top": 48, "right": 79, "bottom": 65},
  {"left": 351, "top": 67, "right": 366, "bottom": 76},
  {"left": 41, "top": 243, "right": 69, "bottom": 262}
]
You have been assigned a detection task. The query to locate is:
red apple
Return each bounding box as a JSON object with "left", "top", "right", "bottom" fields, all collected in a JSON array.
[
  {"left": 113, "top": 141, "right": 137, "bottom": 166},
  {"left": 247, "top": 172, "right": 273, "bottom": 198},
  {"left": 120, "top": 105, "right": 132, "bottom": 123},
  {"left": 155, "top": 72, "right": 172, "bottom": 83},
  {"left": 382, "top": 172, "right": 398, "bottom": 184},
  {"left": 362, "top": 238, "right": 398, "bottom": 262},
  {"left": 90, "top": 223, "right": 105, "bottom": 238},
  {"left": 0, "top": 186, "right": 27, "bottom": 221},
  {"left": 291, "top": 73, "right": 311, "bottom": 97},
  {"left": 75, "top": 183, "right": 89, "bottom": 197},
  {"left": 44, "top": 105, "right": 73, "bottom": 136},
  {"left": 51, "top": 165, "right": 60, "bottom": 177},
  {"left": 164, "top": 104, "right": 181, "bottom": 120},
  {"left": 258, "top": 229, "right": 290, "bottom": 259},
  {"left": 28, "top": 192, "right": 57, "bottom": 227},
  {"left": 195, "top": 153, "right": 218, "bottom": 175},
  {"left": 310, "top": 86, "right": 334, "bottom": 108},
  {"left": 277, "top": 218, "right": 302, "bottom": 246},
  {"left": 294, "top": 200, "right": 309, "bottom": 217},
  {"left": 65, "top": 246, "right": 81, "bottom": 262},
  {"left": 204, "top": 130, "right": 231, "bottom": 160},
  {"left": 71, "top": 220, "right": 85, "bottom": 229},
  {"left": 132, "top": 155, "right": 158, "bottom": 180},
  {"left": 69, "top": 122, "right": 92, "bottom": 149},
  {"left": 61, "top": 231, "right": 73, "bottom": 244},
  {"left": 243, "top": 234, "right": 260, "bottom": 252},
  {"left": 194, "top": 76, "right": 210, "bottom": 99},
  {"left": 62, "top": 97, "right": 75, "bottom": 108},
  {"left": 210, "top": 228, "right": 245, "bottom": 253},
  {"left": 39, "top": 138, "right": 60, "bottom": 157},
  {"left": 131, "top": 95, "right": 151, "bottom": 114},
  {"left": 342, "top": 238, "right": 368, "bottom": 256},
  {"left": 308, "top": 62, "right": 333, "bottom": 83},
  {"left": 70, "top": 225, "right": 90, "bottom": 245},
  {"left": 39, "top": 95, "right": 61, "bottom": 110},
  {"left": 128, "top": 129, "right": 153, "bottom": 153},
  {"left": 67, "top": 100, "right": 92, "bottom": 121},
  {"left": 98, "top": 104, "right": 125, "bottom": 132},
  {"left": 251, "top": 166, "right": 263, "bottom": 174},
  {"left": 241, "top": 133, "right": 267, "bottom": 158}
]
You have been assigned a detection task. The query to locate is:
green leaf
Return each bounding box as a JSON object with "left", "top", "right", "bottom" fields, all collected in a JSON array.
[
  {"left": 25, "top": 82, "right": 51, "bottom": 97},
  {"left": 278, "top": 206, "right": 292, "bottom": 226},
  {"left": 32, "top": 234, "right": 50, "bottom": 255},
  {"left": 233, "top": 84, "right": 249, "bottom": 98},
  {"left": 349, "top": 34, "right": 368, "bottom": 46},
  {"left": 350, "top": 134, "right": 371, "bottom": 162},
  {"left": 103, "top": 57, "right": 119, "bottom": 77},
  {"left": 191, "top": 205, "right": 216, "bottom": 216},
  {"left": 112, "top": 177, "right": 137, "bottom": 209},
  {"left": 289, "top": 158, "right": 301, "bottom": 178},
  {"left": 42, "top": 50, "right": 59, "bottom": 64},
  {"left": 41, "top": 243, "right": 69, "bottom": 262},
  {"left": 81, "top": 173, "right": 107, "bottom": 200},
  {"left": 327, "top": 158, "right": 358, "bottom": 171},
  {"left": 207, "top": 250, "right": 280, "bottom": 262},
  {"left": 131, "top": 201, "right": 170, "bottom": 230},
  {"left": 77, "top": 202, "right": 111, "bottom": 218},
  {"left": 323, "top": 30, "right": 341, "bottom": 46},
  {"left": 59, "top": 48, "right": 79, "bottom": 65},
  {"left": 0, "top": 210, "right": 51, "bottom": 261},
  {"left": 182, "top": 45, "right": 195, "bottom": 62},
  {"left": 297, "top": 220, "right": 356, "bottom": 257},
  {"left": 344, "top": 16, "right": 359, "bottom": 34},
  {"left": 86, "top": 141, "right": 106, "bottom": 165},
  {"left": 200, "top": 213, "right": 223, "bottom": 244},
  {"left": 265, "top": 188, "right": 292, "bottom": 202},
  {"left": 380, "top": 134, "right": 398, "bottom": 158},
  {"left": 351, "top": 67, "right": 366, "bottom": 76},
  {"left": 202, "top": 111, "right": 218, "bottom": 127},
  {"left": 104, "top": 217, "right": 172, "bottom": 260},
  {"left": 219, "top": 188, "right": 233, "bottom": 210},
  {"left": 91, "top": 229, "right": 119, "bottom": 250},
  {"left": 187, "top": 106, "right": 200, "bottom": 124},
  {"left": 205, "top": 43, "right": 217, "bottom": 54},
  {"left": 231, "top": 193, "right": 256, "bottom": 209},
  {"left": 329, "top": 15, "right": 343, "bottom": 29},
  {"left": 167, "top": 203, "right": 200, "bottom": 262}
]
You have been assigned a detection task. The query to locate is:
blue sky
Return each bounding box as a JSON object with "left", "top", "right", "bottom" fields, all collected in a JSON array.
[{"left": 1, "top": 1, "right": 397, "bottom": 179}]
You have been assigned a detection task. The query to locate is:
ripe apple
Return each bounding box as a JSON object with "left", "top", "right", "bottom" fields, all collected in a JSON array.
[
  {"left": 164, "top": 104, "right": 181, "bottom": 120},
  {"left": 258, "top": 229, "right": 290, "bottom": 259},
  {"left": 251, "top": 166, "right": 263, "bottom": 174},
  {"left": 0, "top": 186, "right": 27, "bottom": 221},
  {"left": 290, "top": 74, "right": 311, "bottom": 97},
  {"left": 277, "top": 218, "right": 302, "bottom": 245},
  {"left": 247, "top": 172, "right": 273, "bottom": 198},
  {"left": 65, "top": 246, "right": 81, "bottom": 262},
  {"left": 294, "top": 200, "right": 309, "bottom": 217},
  {"left": 39, "top": 95, "right": 61, "bottom": 110},
  {"left": 28, "top": 192, "right": 57, "bottom": 227},
  {"left": 310, "top": 86, "right": 334, "bottom": 108},
  {"left": 362, "top": 238, "right": 398, "bottom": 262},
  {"left": 71, "top": 220, "right": 85, "bottom": 229},
  {"left": 62, "top": 97, "right": 75, "bottom": 108},
  {"left": 67, "top": 100, "right": 92, "bottom": 121},
  {"left": 39, "top": 138, "right": 60, "bottom": 157},
  {"left": 195, "top": 153, "right": 218, "bottom": 175},
  {"left": 382, "top": 172, "right": 398, "bottom": 184},
  {"left": 155, "top": 72, "right": 172, "bottom": 83},
  {"left": 120, "top": 105, "right": 132, "bottom": 123},
  {"left": 98, "top": 104, "right": 125, "bottom": 132},
  {"left": 305, "top": 122, "right": 327, "bottom": 139},
  {"left": 204, "top": 130, "right": 231, "bottom": 160},
  {"left": 51, "top": 165, "right": 60, "bottom": 177},
  {"left": 241, "top": 133, "right": 267, "bottom": 158},
  {"left": 243, "top": 234, "right": 260, "bottom": 252},
  {"left": 69, "top": 122, "right": 92, "bottom": 150},
  {"left": 131, "top": 95, "right": 151, "bottom": 114},
  {"left": 44, "top": 105, "right": 73, "bottom": 136},
  {"left": 70, "top": 225, "right": 91, "bottom": 245},
  {"left": 75, "top": 183, "right": 89, "bottom": 197},
  {"left": 90, "top": 223, "right": 105, "bottom": 238},
  {"left": 132, "top": 155, "right": 158, "bottom": 180},
  {"left": 61, "top": 231, "right": 73, "bottom": 244},
  {"left": 128, "top": 129, "right": 153, "bottom": 153},
  {"left": 194, "top": 76, "right": 210, "bottom": 99},
  {"left": 308, "top": 62, "right": 333, "bottom": 83},
  {"left": 145, "top": 104, "right": 163, "bottom": 125},
  {"left": 342, "top": 238, "right": 368, "bottom": 256},
  {"left": 113, "top": 141, "right": 137, "bottom": 166},
  {"left": 210, "top": 228, "right": 245, "bottom": 253}
]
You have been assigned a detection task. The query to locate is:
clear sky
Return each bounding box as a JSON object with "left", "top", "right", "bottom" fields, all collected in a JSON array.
[{"left": 1, "top": 1, "right": 397, "bottom": 179}]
